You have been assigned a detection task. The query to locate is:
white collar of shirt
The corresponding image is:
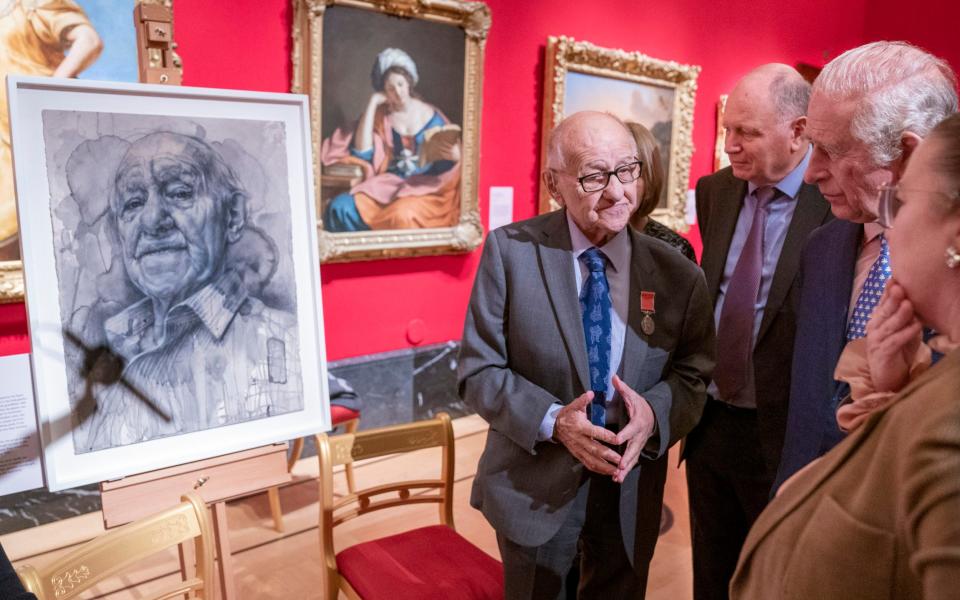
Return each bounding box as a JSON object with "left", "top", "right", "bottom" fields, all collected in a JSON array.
[
  {"left": 565, "top": 210, "right": 631, "bottom": 274},
  {"left": 746, "top": 145, "right": 812, "bottom": 200}
]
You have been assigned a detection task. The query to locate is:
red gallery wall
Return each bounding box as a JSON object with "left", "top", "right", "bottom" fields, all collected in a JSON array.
[
  {"left": 0, "top": 0, "right": 929, "bottom": 361},
  {"left": 865, "top": 0, "right": 960, "bottom": 81}
]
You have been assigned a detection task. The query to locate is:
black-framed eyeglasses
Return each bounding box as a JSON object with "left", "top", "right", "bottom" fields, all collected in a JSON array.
[
  {"left": 875, "top": 183, "right": 901, "bottom": 229},
  {"left": 577, "top": 161, "right": 643, "bottom": 193}
]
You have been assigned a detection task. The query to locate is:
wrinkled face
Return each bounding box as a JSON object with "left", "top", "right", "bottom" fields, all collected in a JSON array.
[
  {"left": 723, "top": 85, "right": 800, "bottom": 185},
  {"left": 547, "top": 115, "right": 639, "bottom": 245},
  {"left": 887, "top": 137, "right": 959, "bottom": 323},
  {"left": 113, "top": 137, "right": 230, "bottom": 302},
  {"left": 383, "top": 71, "right": 411, "bottom": 109},
  {"left": 804, "top": 92, "right": 893, "bottom": 223}
]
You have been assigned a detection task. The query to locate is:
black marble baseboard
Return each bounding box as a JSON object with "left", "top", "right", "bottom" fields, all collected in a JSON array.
[{"left": 0, "top": 341, "right": 467, "bottom": 535}]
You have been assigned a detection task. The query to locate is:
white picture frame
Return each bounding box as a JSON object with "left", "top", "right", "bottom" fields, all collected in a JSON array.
[{"left": 8, "top": 76, "right": 329, "bottom": 491}]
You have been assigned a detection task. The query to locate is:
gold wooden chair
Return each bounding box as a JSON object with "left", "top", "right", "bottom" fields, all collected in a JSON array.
[
  {"left": 16, "top": 493, "right": 214, "bottom": 600},
  {"left": 267, "top": 408, "right": 360, "bottom": 533},
  {"left": 318, "top": 412, "right": 503, "bottom": 599}
]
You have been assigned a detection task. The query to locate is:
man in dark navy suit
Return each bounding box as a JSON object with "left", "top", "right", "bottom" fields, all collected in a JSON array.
[{"left": 774, "top": 41, "right": 958, "bottom": 492}]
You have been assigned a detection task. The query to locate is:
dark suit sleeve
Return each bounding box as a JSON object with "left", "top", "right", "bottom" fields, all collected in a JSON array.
[
  {"left": 640, "top": 271, "right": 715, "bottom": 458},
  {"left": 0, "top": 543, "right": 35, "bottom": 600},
  {"left": 457, "top": 231, "right": 561, "bottom": 453},
  {"left": 695, "top": 176, "right": 711, "bottom": 237}
]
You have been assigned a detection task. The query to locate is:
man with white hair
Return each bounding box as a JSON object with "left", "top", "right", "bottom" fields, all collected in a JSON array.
[
  {"left": 774, "top": 41, "right": 958, "bottom": 491},
  {"left": 459, "top": 111, "right": 714, "bottom": 598}
]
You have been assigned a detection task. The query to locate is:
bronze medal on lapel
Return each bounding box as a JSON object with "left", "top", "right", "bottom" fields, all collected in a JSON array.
[
  {"left": 641, "top": 314, "right": 655, "bottom": 336},
  {"left": 640, "top": 291, "right": 656, "bottom": 335}
]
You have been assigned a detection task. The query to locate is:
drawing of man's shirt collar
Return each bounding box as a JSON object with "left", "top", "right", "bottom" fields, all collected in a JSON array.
[
  {"left": 104, "top": 269, "right": 250, "bottom": 363},
  {"left": 80, "top": 269, "right": 304, "bottom": 453}
]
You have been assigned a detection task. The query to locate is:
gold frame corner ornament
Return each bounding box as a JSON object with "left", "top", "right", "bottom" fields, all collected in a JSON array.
[
  {"left": 538, "top": 36, "right": 700, "bottom": 233},
  {"left": 0, "top": 263, "right": 23, "bottom": 303},
  {"left": 291, "top": 0, "right": 488, "bottom": 263}
]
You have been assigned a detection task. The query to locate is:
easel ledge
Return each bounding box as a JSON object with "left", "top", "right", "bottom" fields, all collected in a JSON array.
[{"left": 100, "top": 444, "right": 292, "bottom": 600}]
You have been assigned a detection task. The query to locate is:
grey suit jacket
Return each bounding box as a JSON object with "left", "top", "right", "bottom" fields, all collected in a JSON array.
[
  {"left": 693, "top": 166, "right": 832, "bottom": 475},
  {"left": 457, "top": 209, "right": 715, "bottom": 563}
]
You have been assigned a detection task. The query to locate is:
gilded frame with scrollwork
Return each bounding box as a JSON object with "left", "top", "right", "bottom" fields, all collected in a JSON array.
[
  {"left": 538, "top": 36, "right": 700, "bottom": 232},
  {"left": 291, "top": 0, "right": 488, "bottom": 262},
  {"left": 715, "top": 94, "right": 730, "bottom": 172},
  {"left": 0, "top": 0, "right": 182, "bottom": 303}
]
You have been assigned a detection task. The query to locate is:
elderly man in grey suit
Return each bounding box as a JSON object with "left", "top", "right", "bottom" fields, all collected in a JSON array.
[{"left": 458, "top": 111, "right": 715, "bottom": 599}]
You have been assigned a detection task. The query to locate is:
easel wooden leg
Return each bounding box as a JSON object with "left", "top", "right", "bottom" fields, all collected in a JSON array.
[
  {"left": 212, "top": 501, "right": 237, "bottom": 600},
  {"left": 267, "top": 486, "right": 284, "bottom": 533}
]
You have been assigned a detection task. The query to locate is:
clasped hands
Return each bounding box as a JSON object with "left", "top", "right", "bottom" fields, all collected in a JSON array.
[{"left": 552, "top": 375, "right": 655, "bottom": 484}]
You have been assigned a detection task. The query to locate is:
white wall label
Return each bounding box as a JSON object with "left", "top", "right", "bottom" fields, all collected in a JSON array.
[
  {"left": 488, "top": 186, "right": 514, "bottom": 231},
  {"left": 0, "top": 354, "right": 43, "bottom": 496}
]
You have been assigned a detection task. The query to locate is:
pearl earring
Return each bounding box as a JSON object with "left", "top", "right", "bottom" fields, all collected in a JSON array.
[{"left": 947, "top": 246, "right": 960, "bottom": 269}]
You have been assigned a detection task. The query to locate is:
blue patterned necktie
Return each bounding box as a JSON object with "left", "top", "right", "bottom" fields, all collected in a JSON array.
[
  {"left": 579, "top": 247, "right": 612, "bottom": 427},
  {"left": 847, "top": 233, "right": 892, "bottom": 340}
]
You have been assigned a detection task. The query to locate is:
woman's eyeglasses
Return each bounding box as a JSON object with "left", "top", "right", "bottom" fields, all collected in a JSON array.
[{"left": 875, "top": 183, "right": 901, "bottom": 229}]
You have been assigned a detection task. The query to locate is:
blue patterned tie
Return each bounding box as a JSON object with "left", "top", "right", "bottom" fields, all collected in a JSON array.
[
  {"left": 847, "top": 234, "right": 891, "bottom": 340},
  {"left": 579, "top": 247, "right": 612, "bottom": 427}
]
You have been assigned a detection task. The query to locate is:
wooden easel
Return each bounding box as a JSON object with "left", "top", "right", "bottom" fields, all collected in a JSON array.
[
  {"left": 100, "top": 444, "right": 291, "bottom": 599},
  {"left": 134, "top": 2, "right": 182, "bottom": 85}
]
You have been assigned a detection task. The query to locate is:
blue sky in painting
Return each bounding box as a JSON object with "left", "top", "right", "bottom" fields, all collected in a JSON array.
[{"left": 77, "top": 0, "right": 137, "bottom": 82}]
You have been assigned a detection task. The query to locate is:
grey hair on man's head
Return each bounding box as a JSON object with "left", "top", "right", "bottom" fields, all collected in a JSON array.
[
  {"left": 814, "top": 41, "right": 958, "bottom": 165},
  {"left": 770, "top": 71, "right": 811, "bottom": 121}
]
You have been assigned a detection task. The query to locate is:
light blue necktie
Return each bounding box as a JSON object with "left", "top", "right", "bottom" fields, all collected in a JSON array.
[
  {"left": 847, "top": 234, "right": 891, "bottom": 340},
  {"left": 579, "top": 247, "right": 612, "bottom": 427}
]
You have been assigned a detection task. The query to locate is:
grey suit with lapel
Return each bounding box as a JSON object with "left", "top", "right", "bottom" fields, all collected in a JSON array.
[{"left": 458, "top": 209, "right": 714, "bottom": 567}]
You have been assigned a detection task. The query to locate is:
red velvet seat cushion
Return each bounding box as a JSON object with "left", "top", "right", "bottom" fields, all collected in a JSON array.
[
  {"left": 330, "top": 404, "right": 360, "bottom": 425},
  {"left": 337, "top": 524, "right": 503, "bottom": 599}
]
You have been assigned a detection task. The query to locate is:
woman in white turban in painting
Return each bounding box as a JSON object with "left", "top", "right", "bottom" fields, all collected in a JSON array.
[{"left": 321, "top": 47, "right": 462, "bottom": 232}]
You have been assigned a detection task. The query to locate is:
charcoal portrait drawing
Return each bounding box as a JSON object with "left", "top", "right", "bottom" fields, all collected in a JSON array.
[{"left": 41, "top": 111, "right": 303, "bottom": 453}]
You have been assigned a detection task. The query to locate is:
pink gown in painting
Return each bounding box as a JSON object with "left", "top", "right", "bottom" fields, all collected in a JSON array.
[{"left": 320, "top": 104, "right": 460, "bottom": 231}]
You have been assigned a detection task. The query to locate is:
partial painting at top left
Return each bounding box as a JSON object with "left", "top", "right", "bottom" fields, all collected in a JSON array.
[{"left": 0, "top": 0, "right": 178, "bottom": 301}]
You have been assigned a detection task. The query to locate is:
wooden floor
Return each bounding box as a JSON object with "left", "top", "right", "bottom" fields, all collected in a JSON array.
[{"left": 3, "top": 415, "right": 693, "bottom": 599}]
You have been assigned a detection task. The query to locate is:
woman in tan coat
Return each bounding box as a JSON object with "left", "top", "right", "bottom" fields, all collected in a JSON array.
[{"left": 730, "top": 114, "right": 960, "bottom": 599}]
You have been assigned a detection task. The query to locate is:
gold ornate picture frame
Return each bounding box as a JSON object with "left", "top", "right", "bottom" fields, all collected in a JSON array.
[
  {"left": 0, "top": 0, "right": 182, "bottom": 303},
  {"left": 715, "top": 94, "right": 730, "bottom": 172},
  {"left": 539, "top": 36, "right": 700, "bottom": 232},
  {"left": 291, "top": 0, "right": 489, "bottom": 262}
]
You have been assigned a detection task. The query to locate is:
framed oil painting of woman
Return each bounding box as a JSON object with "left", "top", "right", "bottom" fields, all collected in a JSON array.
[
  {"left": 0, "top": 0, "right": 181, "bottom": 302},
  {"left": 291, "top": 0, "right": 489, "bottom": 262},
  {"left": 539, "top": 36, "right": 699, "bottom": 232}
]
